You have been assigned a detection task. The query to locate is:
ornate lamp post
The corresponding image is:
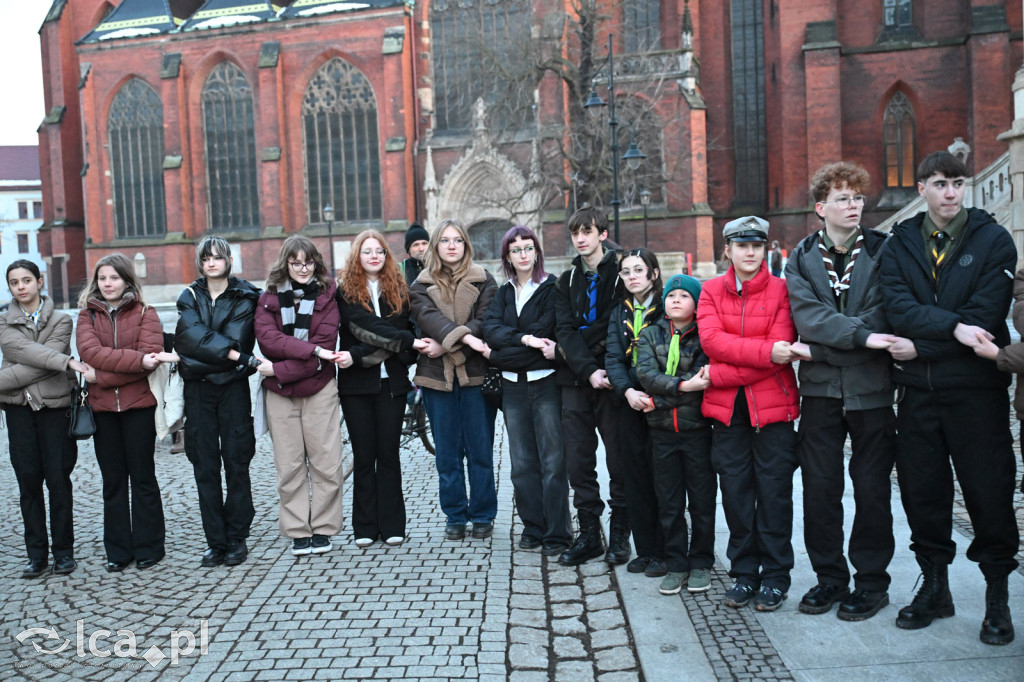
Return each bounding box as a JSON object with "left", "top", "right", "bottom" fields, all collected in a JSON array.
[{"left": 640, "top": 188, "right": 651, "bottom": 247}]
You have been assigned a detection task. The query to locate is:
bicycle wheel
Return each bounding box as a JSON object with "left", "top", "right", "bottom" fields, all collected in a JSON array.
[{"left": 413, "top": 401, "right": 434, "bottom": 455}]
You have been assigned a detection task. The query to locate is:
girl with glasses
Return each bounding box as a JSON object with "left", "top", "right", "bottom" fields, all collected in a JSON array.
[
  {"left": 337, "top": 230, "right": 427, "bottom": 547},
  {"left": 409, "top": 219, "right": 498, "bottom": 541},
  {"left": 254, "top": 235, "right": 345, "bottom": 557},
  {"left": 483, "top": 225, "right": 571, "bottom": 555}
]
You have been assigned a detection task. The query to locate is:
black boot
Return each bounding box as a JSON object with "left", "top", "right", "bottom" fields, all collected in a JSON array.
[
  {"left": 895, "top": 557, "right": 955, "bottom": 630},
  {"left": 980, "top": 576, "right": 1015, "bottom": 645},
  {"left": 558, "top": 511, "right": 605, "bottom": 566},
  {"left": 604, "top": 507, "right": 631, "bottom": 566}
]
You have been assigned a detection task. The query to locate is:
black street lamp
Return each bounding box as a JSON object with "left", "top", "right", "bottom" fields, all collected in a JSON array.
[
  {"left": 584, "top": 34, "right": 645, "bottom": 245},
  {"left": 323, "top": 203, "right": 335, "bottom": 276},
  {"left": 640, "top": 188, "right": 651, "bottom": 247}
]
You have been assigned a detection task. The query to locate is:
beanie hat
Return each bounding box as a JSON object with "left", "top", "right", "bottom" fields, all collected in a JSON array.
[
  {"left": 663, "top": 274, "right": 701, "bottom": 304},
  {"left": 404, "top": 223, "right": 429, "bottom": 253}
]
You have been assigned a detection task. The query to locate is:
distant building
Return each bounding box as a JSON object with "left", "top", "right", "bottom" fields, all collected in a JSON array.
[
  {"left": 35, "top": 1, "right": 1022, "bottom": 301},
  {"left": 0, "top": 146, "right": 49, "bottom": 301}
]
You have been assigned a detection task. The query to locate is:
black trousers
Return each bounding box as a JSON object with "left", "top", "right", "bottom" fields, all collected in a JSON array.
[
  {"left": 616, "top": 404, "right": 663, "bottom": 558},
  {"left": 183, "top": 380, "right": 256, "bottom": 550},
  {"left": 561, "top": 384, "right": 625, "bottom": 517},
  {"left": 797, "top": 397, "right": 896, "bottom": 591},
  {"left": 341, "top": 381, "right": 407, "bottom": 540},
  {"left": 93, "top": 406, "right": 166, "bottom": 564},
  {"left": 711, "top": 393, "right": 797, "bottom": 591},
  {"left": 651, "top": 427, "right": 716, "bottom": 573},
  {"left": 896, "top": 386, "right": 1019, "bottom": 580},
  {"left": 6, "top": 405, "right": 77, "bottom": 560}
]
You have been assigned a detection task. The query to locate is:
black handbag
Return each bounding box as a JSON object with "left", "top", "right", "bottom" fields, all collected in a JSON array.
[
  {"left": 481, "top": 365, "right": 503, "bottom": 409},
  {"left": 68, "top": 377, "right": 96, "bottom": 440}
]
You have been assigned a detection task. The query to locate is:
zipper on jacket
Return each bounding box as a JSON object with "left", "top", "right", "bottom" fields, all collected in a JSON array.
[
  {"left": 747, "top": 385, "right": 761, "bottom": 431},
  {"left": 111, "top": 309, "right": 122, "bottom": 411}
]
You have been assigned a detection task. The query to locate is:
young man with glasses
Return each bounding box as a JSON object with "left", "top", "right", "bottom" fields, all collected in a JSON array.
[
  {"left": 785, "top": 162, "right": 900, "bottom": 621},
  {"left": 553, "top": 207, "right": 629, "bottom": 566},
  {"left": 879, "top": 151, "right": 1018, "bottom": 645}
]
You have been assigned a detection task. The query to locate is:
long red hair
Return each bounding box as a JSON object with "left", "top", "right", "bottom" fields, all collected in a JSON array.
[{"left": 339, "top": 230, "right": 408, "bottom": 315}]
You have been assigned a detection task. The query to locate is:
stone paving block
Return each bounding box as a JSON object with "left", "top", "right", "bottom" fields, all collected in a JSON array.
[
  {"left": 509, "top": 626, "right": 548, "bottom": 645},
  {"left": 548, "top": 584, "right": 583, "bottom": 602},
  {"left": 597, "top": 672, "right": 641, "bottom": 682},
  {"left": 587, "top": 608, "right": 626, "bottom": 631},
  {"left": 551, "top": 616, "right": 586, "bottom": 635},
  {"left": 555, "top": 660, "right": 596, "bottom": 681},
  {"left": 594, "top": 646, "right": 636, "bottom": 672},
  {"left": 551, "top": 602, "right": 584, "bottom": 618},
  {"left": 585, "top": 590, "right": 620, "bottom": 611},
  {"left": 553, "top": 635, "right": 588, "bottom": 659},
  {"left": 583, "top": 575, "right": 612, "bottom": 594},
  {"left": 590, "top": 627, "right": 629, "bottom": 650},
  {"left": 509, "top": 608, "right": 547, "bottom": 628},
  {"left": 509, "top": 671, "right": 551, "bottom": 682}
]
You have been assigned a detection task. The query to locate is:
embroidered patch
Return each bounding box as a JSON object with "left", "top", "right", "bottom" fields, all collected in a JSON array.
[{"left": 959, "top": 254, "right": 973, "bottom": 267}]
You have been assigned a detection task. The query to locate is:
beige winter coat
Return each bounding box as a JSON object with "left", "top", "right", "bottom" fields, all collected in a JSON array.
[{"left": 0, "top": 297, "right": 76, "bottom": 410}]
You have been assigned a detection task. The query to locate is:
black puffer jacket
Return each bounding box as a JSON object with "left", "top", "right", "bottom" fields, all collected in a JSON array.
[
  {"left": 879, "top": 208, "right": 1015, "bottom": 390},
  {"left": 606, "top": 295, "right": 663, "bottom": 399},
  {"left": 337, "top": 290, "right": 417, "bottom": 398},
  {"left": 482, "top": 275, "right": 559, "bottom": 374},
  {"left": 175, "top": 276, "right": 261, "bottom": 385},
  {"left": 554, "top": 248, "right": 621, "bottom": 386},
  {"left": 636, "top": 317, "right": 708, "bottom": 432}
]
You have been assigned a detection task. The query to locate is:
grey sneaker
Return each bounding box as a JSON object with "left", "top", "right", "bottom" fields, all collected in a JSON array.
[
  {"left": 659, "top": 572, "right": 689, "bottom": 595},
  {"left": 753, "top": 586, "right": 788, "bottom": 612},
  {"left": 291, "top": 537, "right": 313, "bottom": 556},
  {"left": 687, "top": 568, "right": 712, "bottom": 593}
]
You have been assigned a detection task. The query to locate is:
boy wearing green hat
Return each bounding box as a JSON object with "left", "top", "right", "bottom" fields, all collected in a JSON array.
[{"left": 635, "top": 274, "right": 716, "bottom": 596}]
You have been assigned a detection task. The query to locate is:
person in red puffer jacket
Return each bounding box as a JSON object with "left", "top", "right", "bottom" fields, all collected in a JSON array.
[
  {"left": 76, "top": 253, "right": 167, "bottom": 573},
  {"left": 697, "top": 216, "right": 803, "bottom": 613}
]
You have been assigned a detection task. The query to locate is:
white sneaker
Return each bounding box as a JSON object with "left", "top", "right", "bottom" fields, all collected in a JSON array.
[
  {"left": 385, "top": 536, "right": 404, "bottom": 546},
  {"left": 354, "top": 537, "right": 374, "bottom": 548}
]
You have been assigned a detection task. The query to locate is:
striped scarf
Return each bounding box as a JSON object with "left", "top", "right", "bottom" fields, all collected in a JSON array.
[
  {"left": 817, "top": 229, "right": 862, "bottom": 297},
  {"left": 278, "top": 279, "right": 319, "bottom": 340}
]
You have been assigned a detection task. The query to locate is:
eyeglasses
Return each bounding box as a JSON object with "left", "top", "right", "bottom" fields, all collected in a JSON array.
[
  {"left": 360, "top": 248, "right": 386, "bottom": 257},
  {"left": 822, "top": 195, "right": 866, "bottom": 209},
  {"left": 509, "top": 246, "right": 535, "bottom": 256},
  {"left": 619, "top": 265, "right": 648, "bottom": 278},
  {"left": 439, "top": 238, "right": 465, "bottom": 246},
  {"left": 288, "top": 261, "right": 316, "bottom": 271}
]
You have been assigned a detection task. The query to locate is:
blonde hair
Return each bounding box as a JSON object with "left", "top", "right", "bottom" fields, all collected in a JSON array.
[{"left": 424, "top": 219, "right": 475, "bottom": 302}]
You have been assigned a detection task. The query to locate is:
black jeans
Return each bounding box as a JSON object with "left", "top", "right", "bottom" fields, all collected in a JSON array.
[
  {"left": 503, "top": 374, "right": 571, "bottom": 545},
  {"left": 94, "top": 406, "right": 166, "bottom": 564},
  {"left": 896, "top": 386, "right": 1019, "bottom": 579},
  {"left": 561, "top": 384, "right": 625, "bottom": 517},
  {"left": 183, "top": 380, "right": 256, "bottom": 550},
  {"left": 341, "top": 380, "right": 407, "bottom": 540},
  {"left": 711, "top": 394, "right": 797, "bottom": 591},
  {"left": 616, "top": 404, "right": 663, "bottom": 558},
  {"left": 797, "top": 397, "right": 895, "bottom": 591},
  {"left": 6, "top": 405, "right": 77, "bottom": 560},
  {"left": 651, "top": 427, "right": 716, "bottom": 573}
]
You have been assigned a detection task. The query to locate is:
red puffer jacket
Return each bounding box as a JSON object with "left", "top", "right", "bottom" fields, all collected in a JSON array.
[
  {"left": 76, "top": 293, "right": 164, "bottom": 413},
  {"left": 696, "top": 263, "right": 799, "bottom": 427}
]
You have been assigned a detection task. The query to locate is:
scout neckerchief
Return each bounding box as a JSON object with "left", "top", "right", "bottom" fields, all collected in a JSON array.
[
  {"left": 665, "top": 320, "right": 682, "bottom": 376},
  {"left": 818, "top": 228, "right": 862, "bottom": 299},
  {"left": 625, "top": 296, "right": 656, "bottom": 365}
]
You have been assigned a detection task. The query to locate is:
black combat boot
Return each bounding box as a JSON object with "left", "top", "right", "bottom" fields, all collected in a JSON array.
[
  {"left": 980, "top": 576, "right": 1014, "bottom": 645},
  {"left": 558, "top": 511, "right": 605, "bottom": 566},
  {"left": 604, "top": 506, "right": 631, "bottom": 566},
  {"left": 895, "top": 556, "right": 955, "bottom": 629}
]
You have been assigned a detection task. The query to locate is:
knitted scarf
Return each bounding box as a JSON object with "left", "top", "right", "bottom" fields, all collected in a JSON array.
[
  {"left": 817, "top": 229, "right": 862, "bottom": 297},
  {"left": 278, "top": 279, "right": 319, "bottom": 340}
]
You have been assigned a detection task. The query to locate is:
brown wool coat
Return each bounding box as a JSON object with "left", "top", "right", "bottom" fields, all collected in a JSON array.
[{"left": 409, "top": 264, "right": 497, "bottom": 392}]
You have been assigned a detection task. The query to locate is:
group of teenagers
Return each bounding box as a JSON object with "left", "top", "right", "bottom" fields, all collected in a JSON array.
[{"left": 2, "top": 150, "right": 1020, "bottom": 647}]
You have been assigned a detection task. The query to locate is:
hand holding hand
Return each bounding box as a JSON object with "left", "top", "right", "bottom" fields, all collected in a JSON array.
[
  {"left": 83, "top": 365, "right": 97, "bottom": 383},
  {"left": 256, "top": 358, "right": 275, "bottom": 377},
  {"left": 954, "top": 323, "right": 994, "bottom": 349},
  {"left": 887, "top": 337, "right": 918, "bottom": 361},
  {"left": 682, "top": 368, "right": 711, "bottom": 392},
  {"left": 333, "top": 351, "right": 354, "bottom": 369},
  {"left": 412, "top": 338, "right": 430, "bottom": 353},
  {"left": 625, "top": 388, "right": 652, "bottom": 412},
  {"left": 421, "top": 338, "right": 444, "bottom": 358},
  {"left": 539, "top": 339, "right": 557, "bottom": 360},
  {"left": 771, "top": 341, "right": 795, "bottom": 364},
  {"left": 865, "top": 333, "right": 897, "bottom": 350},
  {"left": 589, "top": 369, "right": 612, "bottom": 390},
  {"left": 790, "top": 342, "right": 813, "bottom": 360},
  {"left": 973, "top": 331, "right": 1000, "bottom": 361},
  {"left": 68, "top": 358, "right": 88, "bottom": 374},
  {"left": 142, "top": 353, "right": 160, "bottom": 370}
]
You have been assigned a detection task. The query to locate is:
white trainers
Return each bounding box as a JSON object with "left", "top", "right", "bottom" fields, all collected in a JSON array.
[
  {"left": 385, "top": 536, "right": 404, "bottom": 546},
  {"left": 354, "top": 537, "right": 374, "bottom": 548}
]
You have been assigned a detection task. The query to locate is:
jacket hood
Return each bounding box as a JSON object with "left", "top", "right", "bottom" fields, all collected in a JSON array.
[
  {"left": 5, "top": 295, "right": 56, "bottom": 326},
  {"left": 190, "top": 276, "right": 261, "bottom": 299},
  {"left": 86, "top": 289, "right": 142, "bottom": 313},
  {"left": 796, "top": 226, "right": 889, "bottom": 259},
  {"left": 722, "top": 262, "right": 771, "bottom": 295}
]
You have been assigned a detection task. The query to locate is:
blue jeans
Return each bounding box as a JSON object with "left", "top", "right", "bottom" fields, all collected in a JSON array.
[
  {"left": 422, "top": 382, "right": 497, "bottom": 525},
  {"left": 503, "top": 374, "right": 571, "bottom": 544}
]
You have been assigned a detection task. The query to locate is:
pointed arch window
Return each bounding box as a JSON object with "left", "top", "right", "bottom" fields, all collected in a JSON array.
[
  {"left": 623, "top": 0, "right": 661, "bottom": 53},
  {"left": 302, "top": 58, "right": 382, "bottom": 224},
  {"left": 108, "top": 79, "right": 166, "bottom": 238},
  {"left": 884, "top": 92, "right": 915, "bottom": 188},
  {"left": 883, "top": 0, "right": 912, "bottom": 29},
  {"left": 202, "top": 62, "right": 260, "bottom": 232},
  {"left": 430, "top": 0, "right": 531, "bottom": 134}
]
